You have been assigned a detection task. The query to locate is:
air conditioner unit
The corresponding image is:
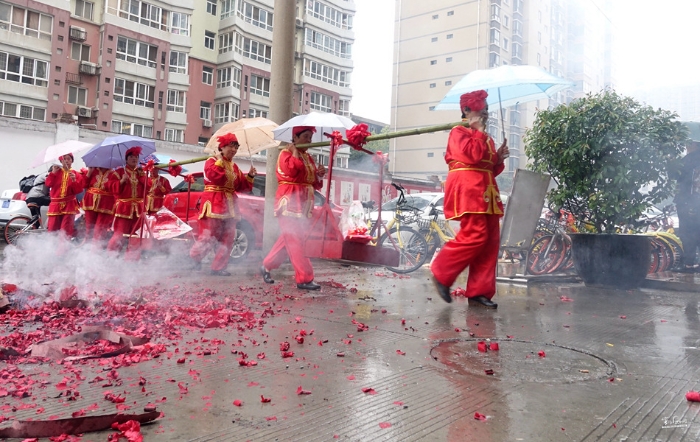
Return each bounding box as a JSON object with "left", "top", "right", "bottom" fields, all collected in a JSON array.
[
  {"left": 77, "top": 106, "right": 92, "bottom": 118},
  {"left": 203, "top": 119, "right": 213, "bottom": 128},
  {"left": 295, "top": 18, "right": 303, "bottom": 28},
  {"left": 294, "top": 51, "right": 301, "bottom": 59}
]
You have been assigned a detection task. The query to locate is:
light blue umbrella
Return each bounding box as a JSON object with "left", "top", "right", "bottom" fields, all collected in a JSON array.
[
  {"left": 82, "top": 135, "right": 156, "bottom": 169},
  {"left": 434, "top": 65, "right": 574, "bottom": 137},
  {"left": 141, "top": 153, "right": 188, "bottom": 174}
]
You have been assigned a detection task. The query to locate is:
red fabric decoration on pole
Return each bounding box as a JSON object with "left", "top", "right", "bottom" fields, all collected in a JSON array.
[
  {"left": 459, "top": 90, "right": 488, "bottom": 112},
  {"left": 217, "top": 133, "right": 238, "bottom": 148},
  {"left": 167, "top": 159, "right": 183, "bottom": 177},
  {"left": 372, "top": 150, "right": 389, "bottom": 166},
  {"left": 345, "top": 123, "right": 371, "bottom": 151},
  {"left": 327, "top": 130, "right": 344, "bottom": 163},
  {"left": 184, "top": 174, "right": 195, "bottom": 184},
  {"left": 142, "top": 160, "right": 155, "bottom": 173}
]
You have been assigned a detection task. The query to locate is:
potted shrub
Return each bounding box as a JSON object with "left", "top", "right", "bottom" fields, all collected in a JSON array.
[{"left": 524, "top": 90, "right": 688, "bottom": 288}]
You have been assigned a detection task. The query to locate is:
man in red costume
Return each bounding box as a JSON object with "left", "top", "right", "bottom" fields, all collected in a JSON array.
[
  {"left": 82, "top": 167, "right": 118, "bottom": 244},
  {"left": 431, "top": 90, "right": 509, "bottom": 307},
  {"left": 145, "top": 167, "right": 172, "bottom": 215},
  {"left": 45, "top": 153, "right": 84, "bottom": 238},
  {"left": 107, "top": 147, "right": 148, "bottom": 253},
  {"left": 260, "top": 126, "right": 327, "bottom": 290},
  {"left": 189, "top": 133, "right": 256, "bottom": 275}
]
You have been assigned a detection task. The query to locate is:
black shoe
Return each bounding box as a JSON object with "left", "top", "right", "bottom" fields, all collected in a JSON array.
[
  {"left": 431, "top": 275, "right": 452, "bottom": 303},
  {"left": 211, "top": 269, "right": 231, "bottom": 276},
  {"left": 260, "top": 266, "right": 274, "bottom": 284},
  {"left": 468, "top": 296, "right": 498, "bottom": 309},
  {"left": 297, "top": 281, "right": 321, "bottom": 290}
]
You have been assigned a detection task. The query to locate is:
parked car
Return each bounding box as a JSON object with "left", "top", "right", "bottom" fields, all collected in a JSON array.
[
  {"left": 0, "top": 190, "right": 32, "bottom": 228},
  {"left": 163, "top": 173, "right": 342, "bottom": 261}
]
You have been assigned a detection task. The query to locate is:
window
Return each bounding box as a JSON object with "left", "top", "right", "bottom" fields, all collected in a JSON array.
[
  {"left": 168, "top": 51, "right": 187, "bottom": 74},
  {"left": 71, "top": 43, "right": 90, "bottom": 62},
  {"left": 166, "top": 89, "right": 185, "bottom": 112},
  {"left": 503, "top": 37, "right": 509, "bottom": 51},
  {"left": 445, "top": 80, "right": 452, "bottom": 86},
  {"left": 116, "top": 36, "right": 157, "bottom": 68},
  {"left": 206, "top": 0, "right": 216, "bottom": 15},
  {"left": 305, "top": 29, "right": 352, "bottom": 59},
  {"left": 489, "top": 52, "right": 500, "bottom": 67},
  {"left": 432, "top": 14, "right": 438, "bottom": 19},
  {"left": 214, "top": 101, "right": 240, "bottom": 123},
  {"left": 68, "top": 86, "right": 88, "bottom": 106},
  {"left": 113, "top": 78, "right": 155, "bottom": 108},
  {"left": 537, "top": 53, "right": 541, "bottom": 65},
  {"left": 219, "top": 31, "right": 235, "bottom": 54},
  {"left": 304, "top": 60, "right": 350, "bottom": 87},
  {"left": 170, "top": 12, "right": 189, "bottom": 35},
  {"left": 237, "top": 1, "right": 274, "bottom": 31},
  {"left": 514, "top": 0, "right": 523, "bottom": 14},
  {"left": 165, "top": 128, "right": 183, "bottom": 142},
  {"left": 490, "top": 28, "right": 500, "bottom": 46},
  {"left": 202, "top": 66, "right": 213, "bottom": 85},
  {"left": 538, "top": 31, "right": 542, "bottom": 44},
  {"left": 200, "top": 101, "right": 211, "bottom": 120},
  {"left": 0, "top": 3, "right": 53, "bottom": 41},
  {"left": 306, "top": 0, "right": 353, "bottom": 30},
  {"left": 248, "top": 107, "right": 268, "bottom": 118},
  {"left": 430, "top": 60, "right": 437, "bottom": 65},
  {"left": 431, "top": 37, "right": 437, "bottom": 42},
  {"left": 447, "top": 10, "right": 454, "bottom": 16},
  {"left": 217, "top": 67, "right": 231, "bottom": 89},
  {"left": 446, "top": 57, "right": 452, "bottom": 63},
  {"left": 111, "top": 120, "right": 153, "bottom": 138},
  {"left": 250, "top": 75, "right": 270, "bottom": 97},
  {"left": 429, "top": 83, "right": 436, "bottom": 88},
  {"left": 427, "top": 152, "right": 434, "bottom": 158},
  {"left": 0, "top": 51, "right": 49, "bottom": 87},
  {"left": 513, "top": 19, "right": 523, "bottom": 36},
  {"left": 204, "top": 31, "right": 215, "bottom": 50},
  {"left": 74, "top": 0, "right": 94, "bottom": 20},
  {"left": 338, "top": 99, "right": 350, "bottom": 117},
  {"left": 0, "top": 99, "right": 45, "bottom": 120},
  {"left": 512, "top": 42, "right": 522, "bottom": 59},
  {"left": 235, "top": 34, "right": 272, "bottom": 64},
  {"left": 428, "top": 106, "right": 435, "bottom": 111},
  {"left": 310, "top": 91, "right": 331, "bottom": 112},
  {"left": 503, "top": 15, "right": 510, "bottom": 28},
  {"left": 491, "top": 4, "right": 500, "bottom": 21},
  {"left": 221, "top": 0, "right": 235, "bottom": 19},
  {"left": 446, "top": 33, "right": 453, "bottom": 39}
]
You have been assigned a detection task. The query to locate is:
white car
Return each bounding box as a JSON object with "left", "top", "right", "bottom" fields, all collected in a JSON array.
[
  {"left": 0, "top": 190, "right": 32, "bottom": 228},
  {"left": 369, "top": 192, "right": 445, "bottom": 227}
]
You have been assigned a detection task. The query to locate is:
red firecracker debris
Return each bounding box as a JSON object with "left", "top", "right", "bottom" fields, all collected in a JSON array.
[
  {"left": 233, "top": 400, "right": 242, "bottom": 407},
  {"left": 484, "top": 369, "right": 494, "bottom": 375},
  {"left": 538, "top": 350, "right": 546, "bottom": 358},
  {"left": 109, "top": 419, "right": 143, "bottom": 442},
  {"left": 490, "top": 343, "right": 499, "bottom": 351},
  {"left": 280, "top": 342, "right": 290, "bottom": 352},
  {"left": 362, "top": 387, "right": 376, "bottom": 395},
  {"left": 260, "top": 395, "right": 271, "bottom": 403},
  {"left": 396, "top": 350, "right": 406, "bottom": 356},
  {"left": 477, "top": 342, "right": 488, "bottom": 352},
  {"left": 295, "top": 335, "right": 304, "bottom": 344},
  {"left": 474, "top": 412, "right": 487, "bottom": 421},
  {"left": 296, "top": 386, "right": 311, "bottom": 395},
  {"left": 379, "top": 422, "right": 392, "bottom": 429},
  {"left": 687, "top": 391, "right": 700, "bottom": 402},
  {"left": 560, "top": 296, "right": 574, "bottom": 302},
  {"left": 281, "top": 351, "right": 294, "bottom": 358}
]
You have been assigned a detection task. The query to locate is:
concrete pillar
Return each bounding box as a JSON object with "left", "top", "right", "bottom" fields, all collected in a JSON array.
[{"left": 263, "top": 0, "right": 297, "bottom": 253}]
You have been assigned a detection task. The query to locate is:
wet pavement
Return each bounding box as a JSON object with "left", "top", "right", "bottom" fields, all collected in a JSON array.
[{"left": 2, "top": 248, "right": 700, "bottom": 441}]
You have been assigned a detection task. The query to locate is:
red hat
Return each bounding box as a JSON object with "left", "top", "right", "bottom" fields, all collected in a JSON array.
[
  {"left": 459, "top": 90, "right": 488, "bottom": 112},
  {"left": 125, "top": 146, "right": 142, "bottom": 159},
  {"left": 217, "top": 133, "right": 239, "bottom": 149},
  {"left": 60, "top": 153, "right": 74, "bottom": 161},
  {"left": 292, "top": 126, "right": 317, "bottom": 138}
]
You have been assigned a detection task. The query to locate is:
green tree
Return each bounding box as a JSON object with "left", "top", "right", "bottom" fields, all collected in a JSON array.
[
  {"left": 348, "top": 126, "right": 390, "bottom": 171},
  {"left": 524, "top": 90, "right": 688, "bottom": 233}
]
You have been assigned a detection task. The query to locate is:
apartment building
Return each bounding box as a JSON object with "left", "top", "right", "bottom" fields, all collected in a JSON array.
[
  {"left": 390, "top": 0, "right": 613, "bottom": 187},
  {"left": 0, "top": 0, "right": 354, "bottom": 165}
]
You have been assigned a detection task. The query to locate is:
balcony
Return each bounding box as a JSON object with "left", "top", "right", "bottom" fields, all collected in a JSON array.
[
  {"left": 79, "top": 62, "right": 99, "bottom": 76},
  {"left": 65, "top": 72, "right": 82, "bottom": 85},
  {"left": 69, "top": 27, "right": 87, "bottom": 41}
]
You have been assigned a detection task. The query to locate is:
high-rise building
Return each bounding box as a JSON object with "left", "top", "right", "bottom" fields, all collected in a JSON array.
[
  {"left": 390, "top": 0, "right": 613, "bottom": 187},
  {"left": 0, "top": 0, "right": 354, "bottom": 165}
]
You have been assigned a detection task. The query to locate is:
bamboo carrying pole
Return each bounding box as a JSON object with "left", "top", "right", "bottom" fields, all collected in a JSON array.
[{"left": 157, "top": 120, "right": 474, "bottom": 169}]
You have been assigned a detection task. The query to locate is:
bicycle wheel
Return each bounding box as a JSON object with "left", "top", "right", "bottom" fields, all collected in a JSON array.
[
  {"left": 4, "top": 215, "right": 33, "bottom": 245},
  {"left": 379, "top": 226, "right": 429, "bottom": 274},
  {"left": 527, "top": 234, "right": 567, "bottom": 275},
  {"left": 557, "top": 235, "right": 575, "bottom": 272},
  {"left": 649, "top": 237, "right": 672, "bottom": 273},
  {"left": 419, "top": 228, "right": 441, "bottom": 257}
]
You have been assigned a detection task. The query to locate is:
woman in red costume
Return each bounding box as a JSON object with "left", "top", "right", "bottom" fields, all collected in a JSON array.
[
  {"left": 260, "top": 126, "right": 327, "bottom": 290},
  {"left": 431, "top": 90, "right": 509, "bottom": 307},
  {"left": 189, "top": 133, "right": 256, "bottom": 276},
  {"left": 82, "top": 167, "right": 118, "bottom": 244},
  {"left": 45, "top": 153, "right": 85, "bottom": 238},
  {"left": 107, "top": 147, "right": 148, "bottom": 253},
  {"left": 145, "top": 167, "right": 172, "bottom": 215}
]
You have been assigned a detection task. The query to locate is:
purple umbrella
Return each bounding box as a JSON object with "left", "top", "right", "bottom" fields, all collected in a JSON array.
[{"left": 82, "top": 135, "right": 156, "bottom": 169}]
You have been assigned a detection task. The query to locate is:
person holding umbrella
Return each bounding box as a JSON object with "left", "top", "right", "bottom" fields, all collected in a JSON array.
[
  {"left": 107, "top": 147, "right": 148, "bottom": 254},
  {"left": 45, "top": 153, "right": 85, "bottom": 239},
  {"left": 82, "top": 167, "right": 119, "bottom": 244},
  {"left": 189, "top": 133, "right": 256, "bottom": 276},
  {"left": 260, "top": 126, "right": 327, "bottom": 290},
  {"left": 430, "top": 90, "right": 509, "bottom": 307}
]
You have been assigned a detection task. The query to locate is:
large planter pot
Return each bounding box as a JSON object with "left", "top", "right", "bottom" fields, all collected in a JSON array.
[{"left": 570, "top": 234, "right": 651, "bottom": 289}]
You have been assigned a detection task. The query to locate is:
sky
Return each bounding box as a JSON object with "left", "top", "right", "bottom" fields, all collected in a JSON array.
[{"left": 349, "top": 0, "right": 700, "bottom": 124}]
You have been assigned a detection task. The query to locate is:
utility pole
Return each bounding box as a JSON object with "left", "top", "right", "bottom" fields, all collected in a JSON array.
[{"left": 263, "top": 0, "right": 297, "bottom": 254}]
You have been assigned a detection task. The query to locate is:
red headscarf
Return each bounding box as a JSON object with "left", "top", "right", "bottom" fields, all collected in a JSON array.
[
  {"left": 125, "top": 146, "right": 142, "bottom": 159},
  {"left": 292, "top": 126, "right": 317, "bottom": 138},
  {"left": 459, "top": 90, "right": 488, "bottom": 112},
  {"left": 60, "top": 153, "right": 74, "bottom": 162},
  {"left": 217, "top": 133, "right": 238, "bottom": 150}
]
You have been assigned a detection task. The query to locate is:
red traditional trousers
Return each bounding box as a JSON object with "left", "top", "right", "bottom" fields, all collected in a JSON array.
[
  {"left": 47, "top": 214, "right": 75, "bottom": 238},
  {"left": 107, "top": 217, "right": 142, "bottom": 254},
  {"left": 431, "top": 214, "right": 500, "bottom": 299},
  {"left": 189, "top": 217, "right": 237, "bottom": 272},
  {"left": 84, "top": 211, "right": 113, "bottom": 243},
  {"left": 263, "top": 217, "right": 314, "bottom": 284}
]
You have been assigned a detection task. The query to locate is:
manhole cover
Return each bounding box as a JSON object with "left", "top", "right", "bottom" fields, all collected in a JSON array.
[{"left": 430, "top": 338, "right": 615, "bottom": 383}]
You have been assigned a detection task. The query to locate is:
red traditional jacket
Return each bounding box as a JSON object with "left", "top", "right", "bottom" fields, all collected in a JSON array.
[
  {"left": 145, "top": 175, "right": 172, "bottom": 213},
  {"left": 110, "top": 166, "right": 147, "bottom": 220},
  {"left": 45, "top": 168, "right": 84, "bottom": 216},
  {"left": 82, "top": 168, "right": 118, "bottom": 215},
  {"left": 443, "top": 125, "right": 505, "bottom": 219},
  {"left": 274, "top": 148, "right": 322, "bottom": 218},
  {"left": 198, "top": 157, "right": 253, "bottom": 220}
]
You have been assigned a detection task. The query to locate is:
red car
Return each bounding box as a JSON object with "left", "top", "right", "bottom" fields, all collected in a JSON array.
[{"left": 163, "top": 172, "right": 342, "bottom": 261}]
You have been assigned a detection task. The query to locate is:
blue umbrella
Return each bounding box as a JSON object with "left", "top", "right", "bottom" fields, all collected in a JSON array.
[
  {"left": 82, "top": 135, "right": 156, "bottom": 169},
  {"left": 434, "top": 65, "right": 574, "bottom": 137}
]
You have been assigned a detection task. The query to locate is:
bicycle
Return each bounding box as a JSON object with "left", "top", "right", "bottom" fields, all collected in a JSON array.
[
  {"left": 417, "top": 204, "right": 456, "bottom": 257},
  {"left": 526, "top": 208, "right": 575, "bottom": 275},
  {"left": 4, "top": 211, "right": 85, "bottom": 246},
  {"left": 362, "top": 183, "right": 429, "bottom": 274}
]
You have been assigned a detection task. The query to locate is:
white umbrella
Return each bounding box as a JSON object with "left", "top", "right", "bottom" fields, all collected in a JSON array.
[
  {"left": 29, "top": 140, "right": 93, "bottom": 168},
  {"left": 272, "top": 112, "right": 355, "bottom": 143},
  {"left": 204, "top": 117, "right": 280, "bottom": 156}
]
